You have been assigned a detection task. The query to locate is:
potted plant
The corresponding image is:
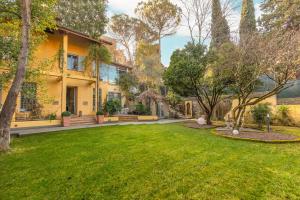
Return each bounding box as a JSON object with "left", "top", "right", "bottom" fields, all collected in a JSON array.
[
  {"left": 61, "top": 111, "right": 71, "bottom": 127},
  {"left": 96, "top": 110, "right": 105, "bottom": 124}
]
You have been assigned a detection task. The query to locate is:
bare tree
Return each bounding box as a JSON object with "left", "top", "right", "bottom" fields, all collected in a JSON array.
[
  {"left": 0, "top": 0, "right": 31, "bottom": 151},
  {"left": 178, "top": 0, "right": 239, "bottom": 44},
  {"left": 178, "top": 0, "right": 211, "bottom": 44},
  {"left": 230, "top": 31, "right": 300, "bottom": 131}
]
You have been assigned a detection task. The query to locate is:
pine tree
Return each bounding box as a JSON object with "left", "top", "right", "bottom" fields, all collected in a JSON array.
[
  {"left": 239, "top": 0, "right": 256, "bottom": 43},
  {"left": 57, "top": 0, "right": 108, "bottom": 39},
  {"left": 210, "top": 0, "right": 230, "bottom": 48}
]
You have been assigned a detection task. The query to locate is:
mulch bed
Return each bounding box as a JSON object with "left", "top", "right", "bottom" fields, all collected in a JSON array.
[
  {"left": 183, "top": 121, "right": 216, "bottom": 129},
  {"left": 216, "top": 129, "right": 300, "bottom": 142}
]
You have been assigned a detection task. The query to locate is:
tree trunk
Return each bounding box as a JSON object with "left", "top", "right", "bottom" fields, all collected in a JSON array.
[
  {"left": 0, "top": 0, "right": 31, "bottom": 152},
  {"left": 233, "top": 106, "right": 246, "bottom": 132},
  {"left": 206, "top": 112, "right": 213, "bottom": 125}
]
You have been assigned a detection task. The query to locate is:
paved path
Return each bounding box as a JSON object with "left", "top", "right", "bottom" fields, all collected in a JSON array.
[{"left": 11, "top": 119, "right": 189, "bottom": 136}]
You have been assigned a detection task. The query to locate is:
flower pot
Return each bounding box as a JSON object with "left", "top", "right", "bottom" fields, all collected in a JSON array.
[
  {"left": 62, "top": 116, "right": 71, "bottom": 127},
  {"left": 96, "top": 115, "right": 105, "bottom": 124}
]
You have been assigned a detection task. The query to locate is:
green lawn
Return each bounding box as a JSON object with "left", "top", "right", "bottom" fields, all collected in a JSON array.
[{"left": 1, "top": 124, "right": 300, "bottom": 199}]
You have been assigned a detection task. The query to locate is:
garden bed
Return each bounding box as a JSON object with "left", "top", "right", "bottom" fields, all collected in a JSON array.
[
  {"left": 183, "top": 121, "right": 216, "bottom": 129},
  {"left": 215, "top": 128, "right": 300, "bottom": 143}
]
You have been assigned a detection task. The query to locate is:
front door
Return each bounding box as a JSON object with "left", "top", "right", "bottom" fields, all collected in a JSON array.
[{"left": 66, "top": 87, "right": 77, "bottom": 114}]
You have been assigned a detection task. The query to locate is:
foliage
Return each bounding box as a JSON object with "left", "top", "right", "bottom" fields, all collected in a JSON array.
[
  {"left": 87, "top": 44, "right": 111, "bottom": 66},
  {"left": 1, "top": 124, "right": 300, "bottom": 199},
  {"left": 164, "top": 42, "right": 232, "bottom": 124},
  {"left": 259, "top": 0, "right": 300, "bottom": 32},
  {"left": 133, "top": 103, "right": 151, "bottom": 115},
  {"left": 96, "top": 110, "right": 104, "bottom": 116},
  {"left": 251, "top": 103, "right": 272, "bottom": 129},
  {"left": 239, "top": 0, "right": 256, "bottom": 43},
  {"left": 118, "top": 72, "right": 138, "bottom": 105},
  {"left": 135, "top": 0, "right": 182, "bottom": 59},
  {"left": 48, "top": 113, "right": 57, "bottom": 121},
  {"left": 229, "top": 31, "right": 300, "bottom": 130},
  {"left": 275, "top": 105, "right": 293, "bottom": 126},
  {"left": 104, "top": 99, "right": 121, "bottom": 116},
  {"left": 109, "top": 14, "right": 137, "bottom": 64},
  {"left": 211, "top": 0, "right": 230, "bottom": 48},
  {"left": 166, "top": 91, "right": 182, "bottom": 110},
  {"left": 57, "top": 0, "right": 108, "bottom": 38},
  {"left": 0, "top": 0, "right": 57, "bottom": 85},
  {"left": 135, "top": 41, "right": 163, "bottom": 88},
  {"left": 61, "top": 111, "right": 71, "bottom": 117}
]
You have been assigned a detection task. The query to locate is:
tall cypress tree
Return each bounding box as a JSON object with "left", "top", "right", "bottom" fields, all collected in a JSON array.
[
  {"left": 239, "top": 0, "right": 256, "bottom": 43},
  {"left": 211, "top": 0, "right": 230, "bottom": 48}
]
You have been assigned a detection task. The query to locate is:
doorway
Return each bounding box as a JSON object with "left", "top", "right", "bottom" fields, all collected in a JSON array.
[{"left": 66, "top": 87, "right": 77, "bottom": 115}]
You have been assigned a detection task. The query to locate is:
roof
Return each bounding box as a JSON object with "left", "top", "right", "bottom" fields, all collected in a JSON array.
[
  {"left": 56, "top": 26, "right": 131, "bottom": 69},
  {"left": 57, "top": 26, "right": 113, "bottom": 45}
]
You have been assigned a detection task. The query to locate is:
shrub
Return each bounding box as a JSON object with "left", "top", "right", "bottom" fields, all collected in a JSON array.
[
  {"left": 48, "top": 113, "right": 57, "bottom": 120},
  {"left": 104, "top": 99, "right": 121, "bottom": 115},
  {"left": 134, "top": 103, "right": 151, "bottom": 115},
  {"left": 275, "top": 105, "right": 293, "bottom": 126},
  {"left": 251, "top": 103, "right": 272, "bottom": 129},
  {"left": 61, "top": 111, "right": 71, "bottom": 117},
  {"left": 96, "top": 110, "right": 104, "bottom": 115}
]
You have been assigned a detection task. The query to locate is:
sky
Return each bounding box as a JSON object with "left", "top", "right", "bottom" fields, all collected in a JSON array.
[{"left": 107, "top": 0, "right": 263, "bottom": 66}]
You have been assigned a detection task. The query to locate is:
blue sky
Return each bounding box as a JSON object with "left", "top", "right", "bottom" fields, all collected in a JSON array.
[{"left": 107, "top": 0, "right": 263, "bottom": 66}]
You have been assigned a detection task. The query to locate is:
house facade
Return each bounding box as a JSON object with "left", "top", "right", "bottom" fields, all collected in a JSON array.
[{"left": 0, "top": 27, "right": 134, "bottom": 127}]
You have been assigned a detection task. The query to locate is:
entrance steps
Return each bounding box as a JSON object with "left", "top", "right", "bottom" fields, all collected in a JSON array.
[{"left": 70, "top": 115, "right": 97, "bottom": 126}]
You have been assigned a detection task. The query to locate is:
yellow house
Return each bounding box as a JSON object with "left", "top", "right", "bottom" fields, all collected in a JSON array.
[{"left": 0, "top": 26, "right": 135, "bottom": 128}]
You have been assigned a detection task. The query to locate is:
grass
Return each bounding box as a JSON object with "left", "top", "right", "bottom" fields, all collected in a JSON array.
[{"left": 1, "top": 124, "right": 300, "bottom": 199}]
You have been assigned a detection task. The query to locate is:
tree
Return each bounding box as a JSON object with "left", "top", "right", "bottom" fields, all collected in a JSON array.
[
  {"left": 178, "top": 0, "right": 212, "bottom": 45},
  {"left": 135, "top": 0, "right": 181, "bottom": 61},
  {"left": 230, "top": 32, "right": 300, "bottom": 131},
  {"left": 118, "top": 72, "right": 138, "bottom": 107},
  {"left": 0, "top": 0, "right": 57, "bottom": 151},
  {"left": 57, "top": 0, "right": 108, "bottom": 39},
  {"left": 86, "top": 44, "right": 111, "bottom": 112},
  {"left": 259, "top": 0, "right": 300, "bottom": 31},
  {"left": 239, "top": 0, "right": 256, "bottom": 43},
  {"left": 109, "top": 14, "right": 136, "bottom": 65},
  {"left": 164, "top": 43, "right": 233, "bottom": 125},
  {"left": 135, "top": 41, "right": 163, "bottom": 89},
  {"left": 211, "top": 0, "right": 230, "bottom": 48}
]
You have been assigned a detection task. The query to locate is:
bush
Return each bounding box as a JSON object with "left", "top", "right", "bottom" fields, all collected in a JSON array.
[
  {"left": 96, "top": 110, "right": 104, "bottom": 115},
  {"left": 48, "top": 113, "right": 57, "bottom": 120},
  {"left": 104, "top": 99, "right": 121, "bottom": 115},
  {"left": 251, "top": 103, "right": 272, "bottom": 129},
  {"left": 133, "top": 103, "right": 151, "bottom": 115},
  {"left": 61, "top": 111, "right": 71, "bottom": 117},
  {"left": 275, "top": 105, "right": 293, "bottom": 126}
]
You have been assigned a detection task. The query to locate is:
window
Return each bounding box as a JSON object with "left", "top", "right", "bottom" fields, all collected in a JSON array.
[
  {"left": 92, "top": 88, "right": 96, "bottom": 111},
  {"left": 100, "top": 64, "right": 109, "bottom": 82},
  {"left": 108, "top": 92, "right": 121, "bottom": 102},
  {"left": 20, "top": 83, "right": 37, "bottom": 112},
  {"left": 100, "top": 64, "right": 126, "bottom": 84},
  {"left": 67, "top": 54, "right": 85, "bottom": 71},
  {"left": 108, "top": 65, "right": 118, "bottom": 84}
]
